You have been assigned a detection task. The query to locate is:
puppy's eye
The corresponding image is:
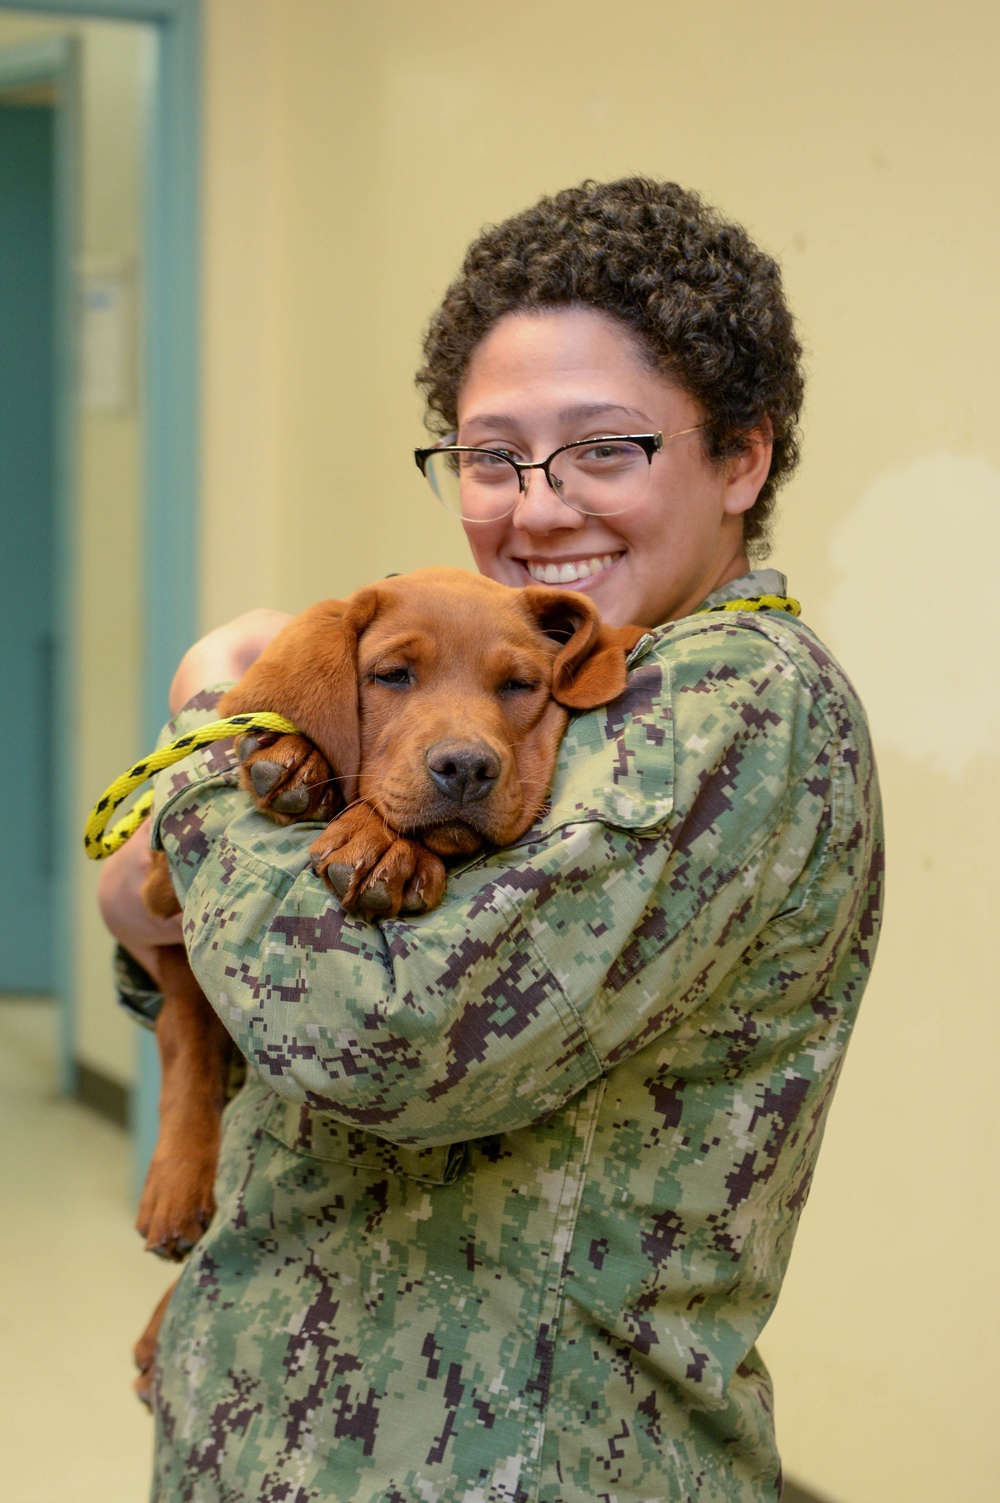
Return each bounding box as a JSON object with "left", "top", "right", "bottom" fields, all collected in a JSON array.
[
  {"left": 499, "top": 678, "right": 539, "bottom": 695},
  {"left": 372, "top": 666, "right": 413, "bottom": 688}
]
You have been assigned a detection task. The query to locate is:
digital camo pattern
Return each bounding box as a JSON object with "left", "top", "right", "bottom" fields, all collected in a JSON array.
[{"left": 148, "top": 573, "right": 884, "bottom": 1503}]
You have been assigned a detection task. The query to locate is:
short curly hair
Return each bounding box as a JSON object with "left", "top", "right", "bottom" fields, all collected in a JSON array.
[{"left": 417, "top": 178, "right": 804, "bottom": 557}]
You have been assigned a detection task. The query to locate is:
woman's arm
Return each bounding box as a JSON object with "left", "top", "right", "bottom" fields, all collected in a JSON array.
[
  {"left": 152, "top": 617, "right": 879, "bottom": 1146},
  {"left": 97, "top": 822, "right": 180, "bottom": 986},
  {"left": 98, "top": 607, "right": 294, "bottom": 976},
  {"left": 169, "top": 608, "right": 292, "bottom": 712}
]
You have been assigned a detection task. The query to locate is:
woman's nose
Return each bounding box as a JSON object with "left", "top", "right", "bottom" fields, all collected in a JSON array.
[{"left": 510, "top": 466, "right": 584, "bottom": 531}]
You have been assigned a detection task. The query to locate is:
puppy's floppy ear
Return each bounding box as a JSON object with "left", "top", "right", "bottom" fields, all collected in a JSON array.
[
  {"left": 522, "top": 587, "right": 647, "bottom": 711},
  {"left": 219, "top": 587, "right": 380, "bottom": 805}
]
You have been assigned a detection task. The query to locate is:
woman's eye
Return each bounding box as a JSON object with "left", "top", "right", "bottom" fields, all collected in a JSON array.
[
  {"left": 463, "top": 448, "right": 519, "bottom": 471},
  {"left": 372, "top": 667, "right": 412, "bottom": 688},
  {"left": 577, "top": 440, "right": 636, "bottom": 464}
]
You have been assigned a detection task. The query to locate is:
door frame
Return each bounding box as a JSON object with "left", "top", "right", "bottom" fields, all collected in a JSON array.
[
  {"left": 10, "top": 0, "right": 201, "bottom": 747},
  {"left": 5, "top": 0, "right": 201, "bottom": 1184}
]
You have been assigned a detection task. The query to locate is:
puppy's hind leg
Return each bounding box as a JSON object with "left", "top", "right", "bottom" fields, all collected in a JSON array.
[
  {"left": 133, "top": 1280, "right": 176, "bottom": 1407},
  {"left": 135, "top": 943, "right": 231, "bottom": 1260}
]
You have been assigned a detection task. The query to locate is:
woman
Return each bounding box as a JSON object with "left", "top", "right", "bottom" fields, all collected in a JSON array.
[{"left": 103, "top": 178, "right": 883, "bottom": 1502}]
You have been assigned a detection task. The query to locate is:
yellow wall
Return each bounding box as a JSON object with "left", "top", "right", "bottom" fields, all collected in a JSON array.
[
  {"left": 199, "top": 3, "right": 1000, "bottom": 1499},
  {"left": 73, "top": 24, "right": 150, "bottom": 1092}
]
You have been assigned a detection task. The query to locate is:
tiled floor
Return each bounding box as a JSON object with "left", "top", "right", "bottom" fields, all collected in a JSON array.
[{"left": 0, "top": 997, "right": 174, "bottom": 1503}]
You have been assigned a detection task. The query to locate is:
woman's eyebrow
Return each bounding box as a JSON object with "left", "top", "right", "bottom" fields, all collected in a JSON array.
[
  {"left": 459, "top": 412, "right": 520, "bottom": 433},
  {"left": 556, "top": 402, "right": 654, "bottom": 426},
  {"left": 461, "top": 402, "right": 655, "bottom": 432}
]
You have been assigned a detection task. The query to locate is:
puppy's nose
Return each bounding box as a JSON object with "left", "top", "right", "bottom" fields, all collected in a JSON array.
[{"left": 426, "top": 740, "right": 501, "bottom": 804}]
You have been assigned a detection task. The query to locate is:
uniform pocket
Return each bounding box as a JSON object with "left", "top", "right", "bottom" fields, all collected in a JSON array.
[
  {"left": 264, "top": 1096, "right": 469, "bottom": 1186},
  {"left": 537, "top": 658, "right": 675, "bottom": 835}
]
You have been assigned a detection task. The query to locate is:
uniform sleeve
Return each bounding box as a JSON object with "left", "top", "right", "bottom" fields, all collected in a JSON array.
[{"left": 153, "top": 623, "right": 850, "bottom": 1147}]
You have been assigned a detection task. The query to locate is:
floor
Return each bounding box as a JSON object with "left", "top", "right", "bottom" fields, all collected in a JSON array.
[{"left": 0, "top": 997, "right": 173, "bottom": 1503}]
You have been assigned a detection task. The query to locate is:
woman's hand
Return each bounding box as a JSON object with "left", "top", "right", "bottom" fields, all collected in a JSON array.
[
  {"left": 169, "top": 608, "right": 293, "bottom": 713},
  {"left": 97, "top": 819, "right": 182, "bottom": 986}
]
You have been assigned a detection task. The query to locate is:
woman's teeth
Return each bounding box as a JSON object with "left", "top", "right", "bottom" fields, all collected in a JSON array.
[{"left": 526, "top": 554, "right": 618, "bottom": 584}]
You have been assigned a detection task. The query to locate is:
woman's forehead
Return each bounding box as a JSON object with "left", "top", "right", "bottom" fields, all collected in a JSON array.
[{"left": 457, "top": 306, "right": 690, "bottom": 428}]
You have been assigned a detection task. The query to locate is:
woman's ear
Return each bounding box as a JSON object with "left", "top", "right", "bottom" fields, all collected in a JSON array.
[
  {"left": 724, "top": 418, "right": 773, "bottom": 517},
  {"left": 219, "top": 588, "right": 380, "bottom": 805},
  {"left": 522, "top": 587, "right": 646, "bottom": 711}
]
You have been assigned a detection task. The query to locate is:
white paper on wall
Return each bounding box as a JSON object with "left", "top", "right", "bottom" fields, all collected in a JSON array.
[{"left": 79, "top": 257, "right": 134, "bottom": 412}]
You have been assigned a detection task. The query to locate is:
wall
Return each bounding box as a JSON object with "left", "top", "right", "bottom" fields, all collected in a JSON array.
[
  {"left": 0, "top": 10, "right": 149, "bottom": 1084},
  {"left": 73, "top": 22, "right": 149, "bottom": 1086},
  {"left": 199, "top": 3, "right": 999, "bottom": 1500}
]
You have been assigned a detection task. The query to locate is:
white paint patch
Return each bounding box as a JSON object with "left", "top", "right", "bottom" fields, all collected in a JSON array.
[{"left": 826, "top": 454, "right": 1000, "bottom": 775}]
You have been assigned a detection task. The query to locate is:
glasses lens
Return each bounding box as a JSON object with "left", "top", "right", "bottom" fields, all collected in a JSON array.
[
  {"left": 424, "top": 448, "right": 519, "bottom": 522},
  {"left": 549, "top": 439, "right": 651, "bottom": 516}
]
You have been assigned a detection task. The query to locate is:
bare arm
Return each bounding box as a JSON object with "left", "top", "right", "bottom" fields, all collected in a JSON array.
[
  {"left": 100, "top": 607, "right": 294, "bottom": 980},
  {"left": 97, "top": 821, "right": 180, "bottom": 985},
  {"left": 169, "top": 608, "right": 292, "bottom": 712}
]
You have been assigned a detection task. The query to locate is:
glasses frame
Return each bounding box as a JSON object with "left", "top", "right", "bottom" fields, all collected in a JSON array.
[{"left": 414, "top": 426, "right": 706, "bottom": 522}]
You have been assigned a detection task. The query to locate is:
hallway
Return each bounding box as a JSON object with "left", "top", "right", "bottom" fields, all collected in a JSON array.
[{"left": 1, "top": 996, "right": 171, "bottom": 1501}]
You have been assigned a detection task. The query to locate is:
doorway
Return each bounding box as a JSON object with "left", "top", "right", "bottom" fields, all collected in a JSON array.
[
  {"left": 0, "top": 1, "right": 200, "bottom": 1191},
  {"left": 0, "top": 84, "right": 57, "bottom": 990}
]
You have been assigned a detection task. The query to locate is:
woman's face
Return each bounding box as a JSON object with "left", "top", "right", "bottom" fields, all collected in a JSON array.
[{"left": 456, "top": 307, "right": 771, "bottom": 628}]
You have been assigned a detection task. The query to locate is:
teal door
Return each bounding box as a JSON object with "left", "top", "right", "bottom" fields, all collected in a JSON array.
[{"left": 0, "top": 104, "right": 57, "bottom": 992}]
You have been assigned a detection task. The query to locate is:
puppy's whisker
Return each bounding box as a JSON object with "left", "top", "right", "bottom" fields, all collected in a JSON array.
[{"left": 365, "top": 796, "right": 395, "bottom": 840}]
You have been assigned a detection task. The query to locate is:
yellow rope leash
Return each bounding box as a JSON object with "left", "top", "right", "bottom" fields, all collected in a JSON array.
[
  {"left": 698, "top": 594, "right": 801, "bottom": 617},
  {"left": 83, "top": 712, "right": 300, "bottom": 861}
]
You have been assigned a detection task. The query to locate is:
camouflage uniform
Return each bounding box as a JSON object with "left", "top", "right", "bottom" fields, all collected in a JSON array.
[{"left": 148, "top": 570, "right": 884, "bottom": 1503}]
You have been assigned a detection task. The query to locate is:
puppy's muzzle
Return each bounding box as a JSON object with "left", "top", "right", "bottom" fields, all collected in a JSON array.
[{"left": 425, "top": 739, "right": 501, "bottom": 805}]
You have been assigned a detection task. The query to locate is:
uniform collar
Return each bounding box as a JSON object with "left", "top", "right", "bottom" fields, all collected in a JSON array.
[
  {"left": 695, "top": 568, "right": 789, "bottom": 612},
  {"left": 624, "top": 569, "right": 791, "bottom": 669}
]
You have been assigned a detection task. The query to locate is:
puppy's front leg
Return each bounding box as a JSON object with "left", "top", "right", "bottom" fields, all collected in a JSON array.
[
  {"left": 309, "top": 804, "right": 447, "bottom": 917},
  {"left": 235, "top": 731, "right": 339, "bottom": 822}
]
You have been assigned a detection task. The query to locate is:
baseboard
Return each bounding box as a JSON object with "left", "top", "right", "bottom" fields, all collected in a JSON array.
[
  {"left": 75, "top": 1058, "right": 129, "bottom": 1129},
  {"left": 783, "top": 1480, "right": 834, "bottom": 1503}
]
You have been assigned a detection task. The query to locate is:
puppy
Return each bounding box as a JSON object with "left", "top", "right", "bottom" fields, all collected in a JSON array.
[{"left": 131, "top": 567, "right": 643, "bottom": 1392}]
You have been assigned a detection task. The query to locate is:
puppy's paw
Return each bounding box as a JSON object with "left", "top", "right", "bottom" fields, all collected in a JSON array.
[
  {"left": 236, "top": 732, "right": 337, "bottom": 823},
  {"left": 309, "top": 805, "right": 447, "bottom": 917},
  {"left": 136, "top": 1151, "right": 216, "bottom": 1263},
  {"left": 133, "top": 1283, "right": 176, "bottom": 1408}
]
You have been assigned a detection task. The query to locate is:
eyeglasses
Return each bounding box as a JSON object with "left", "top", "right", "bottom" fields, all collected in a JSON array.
[{"left": 413, "top": 426, "right": 706, "bottom": 523}]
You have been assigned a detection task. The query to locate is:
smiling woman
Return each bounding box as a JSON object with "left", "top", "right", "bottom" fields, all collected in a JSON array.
[
  {"left": 418, "top": 178, "right": 804, "bottom": 561},
  {"left": 100, "top": 177, "right": 884, "bottom": 1503}
]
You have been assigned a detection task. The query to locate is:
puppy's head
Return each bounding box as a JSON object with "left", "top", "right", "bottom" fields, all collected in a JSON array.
[{"left": 224, "top": 568, "right": 644, "bottom": 856}]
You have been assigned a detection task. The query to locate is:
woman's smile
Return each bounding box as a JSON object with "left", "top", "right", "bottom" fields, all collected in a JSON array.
[{"left": 521, "top": 551, "right": 623, "bottom": 585}]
